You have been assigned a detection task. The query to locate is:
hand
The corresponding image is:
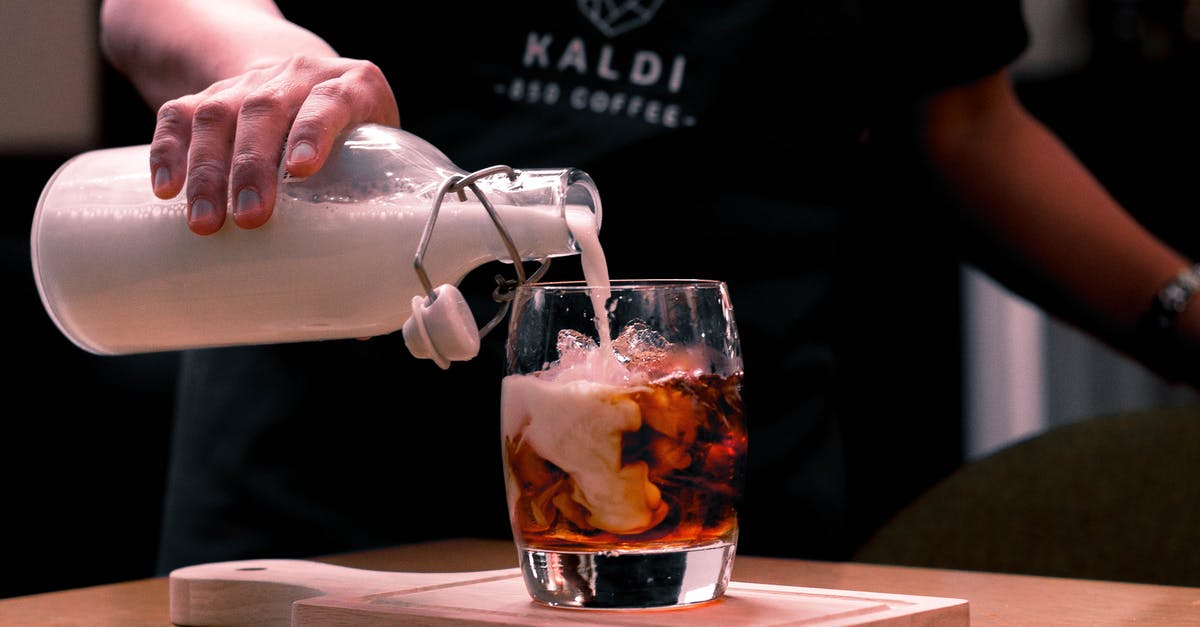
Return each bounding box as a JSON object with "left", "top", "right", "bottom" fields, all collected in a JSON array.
[{"left": 148, "top": 54, "right": 399, "bottom": 235}]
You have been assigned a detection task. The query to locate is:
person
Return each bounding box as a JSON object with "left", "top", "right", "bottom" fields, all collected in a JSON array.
[{"left": 97, "top": 0, "right": 1200, "bottom": 573}]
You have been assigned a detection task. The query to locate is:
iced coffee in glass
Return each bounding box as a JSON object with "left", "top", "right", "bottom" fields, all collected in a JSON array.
[{"left": 501, "top": 279, "right": 746, "bottom": 608}]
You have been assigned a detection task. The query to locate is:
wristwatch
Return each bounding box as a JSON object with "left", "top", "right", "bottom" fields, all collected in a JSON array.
[{"left": 1141, "top": 263, "right": 1200, "bottom": 332}]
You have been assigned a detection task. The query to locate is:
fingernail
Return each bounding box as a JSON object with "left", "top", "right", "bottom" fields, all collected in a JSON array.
[
  {"left": 235, "top": 188, "right": 260, "bottom": 218},
  {"left": 289, "top": 141, "right": 316, "bottom": 164},
  {"left": 153, "top": 167, "right": 170, "bottom": 192},
  {"left": 190, "top": 198, "right": 216, "bottom": 224}
]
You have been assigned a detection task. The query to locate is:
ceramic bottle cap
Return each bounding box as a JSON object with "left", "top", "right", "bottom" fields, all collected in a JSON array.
[{"left": 402, "top": 284, "right": 481, "bottom": 369}]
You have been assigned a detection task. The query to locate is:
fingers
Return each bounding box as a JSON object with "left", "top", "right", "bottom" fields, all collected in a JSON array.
[
  {"left": 185, "top": 94, "right": 240, "bottom": 235},
  {"left": 285, "top": 62, "right": 399, "bottom": 180},
  {"left": 151, "top": 80, "right": 245, "bottom": 235},
  {"left": 148, "top": 56, "right": 400, "bottom": 235},
  {"left": 228, "top": 77, "right": 305, "bottom": 230},
  {"left": 149, "top": 99, "right": 193, "bottom": 201}
]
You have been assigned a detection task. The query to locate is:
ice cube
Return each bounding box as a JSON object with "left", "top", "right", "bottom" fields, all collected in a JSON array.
[
  {"left": 556, "top": 328, "right": 597, "bottom": 368},
  {"left": 611, "top": 320, "right": 670, "bottom": 368}
]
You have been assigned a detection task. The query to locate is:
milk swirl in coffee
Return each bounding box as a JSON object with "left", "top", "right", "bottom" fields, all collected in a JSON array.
[{"left": 500, "top": 220, "right": 746, "bottom": 552}]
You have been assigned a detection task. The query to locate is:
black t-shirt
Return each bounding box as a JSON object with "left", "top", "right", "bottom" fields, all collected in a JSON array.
[{"left": 156, "top": 0, "right": 1028, "bottom": 572}]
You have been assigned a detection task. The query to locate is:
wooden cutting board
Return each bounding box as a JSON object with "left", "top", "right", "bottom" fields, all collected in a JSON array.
[{"left": 169, "top": 558, "right": 969, "bottom": 626}]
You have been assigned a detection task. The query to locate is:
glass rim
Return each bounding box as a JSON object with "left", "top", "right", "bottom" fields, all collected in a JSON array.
[{"left": 516, "top": 278, "right": 726, "bottom": 293}]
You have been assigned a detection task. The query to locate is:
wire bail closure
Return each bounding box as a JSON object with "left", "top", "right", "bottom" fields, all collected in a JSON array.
[{"left": 412, "top": 165, "right": 551, "bottom": 339}]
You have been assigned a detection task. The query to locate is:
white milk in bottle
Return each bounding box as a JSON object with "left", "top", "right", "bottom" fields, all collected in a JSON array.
[{"left": 30, "top": 124, "right": 601, "bottom": 357}]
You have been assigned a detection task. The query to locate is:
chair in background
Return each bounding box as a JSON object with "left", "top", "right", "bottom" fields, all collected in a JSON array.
[{"left": 852, "top": 404, "right": 1200, "bottom": 587}]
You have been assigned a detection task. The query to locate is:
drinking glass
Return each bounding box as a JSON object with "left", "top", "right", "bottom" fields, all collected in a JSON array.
[{"left": 501, "top": 279, "right": 747, "bottom": 609}]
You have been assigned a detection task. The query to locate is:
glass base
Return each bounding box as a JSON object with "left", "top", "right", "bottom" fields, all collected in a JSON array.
[{"left": 518, "top": 542, "right": 736, "bottom": 609}]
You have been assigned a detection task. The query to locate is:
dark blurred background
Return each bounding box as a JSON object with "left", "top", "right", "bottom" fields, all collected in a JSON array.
[
  {"left": 1, "top": 1, "right": 171, "bottom": 598},
  {"left": 1, "top": 0, "right": 1198, "bottom": 599}
]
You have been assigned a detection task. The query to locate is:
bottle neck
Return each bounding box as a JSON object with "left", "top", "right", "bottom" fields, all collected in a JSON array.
[
  {"left": 407, "top": 166, "right": 604, "bottom": 358},
  {"left": 467, "top": 167, "right": 602, "bottom": 265}
]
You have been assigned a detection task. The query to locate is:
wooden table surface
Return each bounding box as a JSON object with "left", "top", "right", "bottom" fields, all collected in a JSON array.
[{"left": 3, "top": 537, "right": 1199, "bottom": 625}]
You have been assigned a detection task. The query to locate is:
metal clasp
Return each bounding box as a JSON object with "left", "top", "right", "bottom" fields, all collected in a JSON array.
[{"left": 412, "top": 165, "right": 551, "bottom": 339}]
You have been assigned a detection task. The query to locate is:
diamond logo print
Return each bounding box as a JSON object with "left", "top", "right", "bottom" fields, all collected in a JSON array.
[{"left": 577, "top": 0, "right": 665, "bottom": 37}]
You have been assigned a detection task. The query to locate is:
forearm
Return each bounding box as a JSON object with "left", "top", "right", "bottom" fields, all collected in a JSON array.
[
  {"left": 922, "top": 71, "right": 1197, "bottom": 330},
  {"left": 921, "top": 70, "right": 1199, "bottom": 383},
  {"left": 99, "top": 0, "right": 337, "bottom": 107}
]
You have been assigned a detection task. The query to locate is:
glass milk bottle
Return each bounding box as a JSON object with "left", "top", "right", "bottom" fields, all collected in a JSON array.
[{"left": 30, "top": 124, "right": 601, "bottom": 362}]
